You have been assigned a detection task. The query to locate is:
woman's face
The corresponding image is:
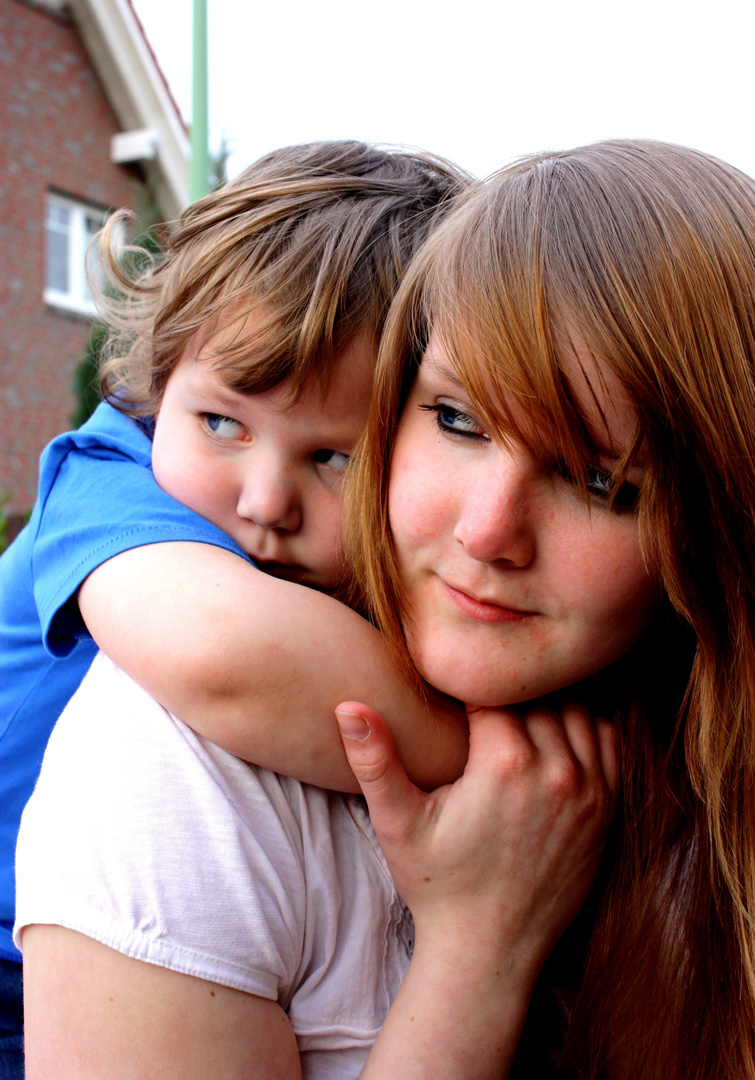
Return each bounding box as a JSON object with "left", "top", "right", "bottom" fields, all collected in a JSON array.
[{"left": 387, "top": 335, "right": 660, "bottom": 707}]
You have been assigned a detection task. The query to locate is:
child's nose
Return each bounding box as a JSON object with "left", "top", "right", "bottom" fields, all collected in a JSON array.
[{"left": 236, "top": 468, "right": 302, "bottom": 532}]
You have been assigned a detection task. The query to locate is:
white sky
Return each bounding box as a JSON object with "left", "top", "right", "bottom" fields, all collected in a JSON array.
[{"left": 132, "top": 0, "right": 755, "bottom": 183}]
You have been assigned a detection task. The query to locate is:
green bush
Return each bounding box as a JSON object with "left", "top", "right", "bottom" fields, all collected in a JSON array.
[
  {"left": 0, "top": 492, "right": 9, "bottom": 554},
  {"left": 0, "top": 493, "right": 31, "bottom": 554},
  {"left": 71, "top": 321, "right": 108, "bottom": 429}
]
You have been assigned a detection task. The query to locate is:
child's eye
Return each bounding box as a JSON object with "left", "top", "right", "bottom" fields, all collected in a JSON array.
[
  {"left": 313, "top": 449, "right": 350, "bottom": 471},
  {"left": 203, "top": 413, "right": 246, "bottom": 440},
  {"left": 419, "top": 403, "right": 487, "bottom": 440}
]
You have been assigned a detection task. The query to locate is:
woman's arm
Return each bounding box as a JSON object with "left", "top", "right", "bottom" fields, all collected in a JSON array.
[
  {"left": 336, "top": 698, "right": 618, "bottom": 1079},
  {"left": 78, "top": 542, "right": 468, "bottom": 794}
]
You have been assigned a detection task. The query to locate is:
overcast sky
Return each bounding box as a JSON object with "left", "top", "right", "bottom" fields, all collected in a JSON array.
[{"left": 132, "top": 0, "right": 755, "bottom": 183}]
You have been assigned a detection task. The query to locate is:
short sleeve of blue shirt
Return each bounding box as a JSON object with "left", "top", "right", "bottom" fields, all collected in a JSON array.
[
  {"left": 0, "top": 401, "right": 251, "bottom": 962},
  {"left": 31, "top": 402, "right": 250, "bottom": 654}
]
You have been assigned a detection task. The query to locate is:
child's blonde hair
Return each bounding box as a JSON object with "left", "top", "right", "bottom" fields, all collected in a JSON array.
[
  {"left": 348, "top": 139, "right": 755, "bottom": 1078},
  {"left": 97, "top": 140, "right": 470, "bottom": 415}
]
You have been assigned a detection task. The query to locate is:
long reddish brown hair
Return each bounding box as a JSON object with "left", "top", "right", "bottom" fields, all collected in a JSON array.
[{"left": 347, "top": 140, "right": 755, "bottom": 1077}]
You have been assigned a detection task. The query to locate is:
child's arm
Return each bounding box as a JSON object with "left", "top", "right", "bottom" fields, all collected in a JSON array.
[{"left": 78, "top": 541, "right": 468, "bottom": 793}]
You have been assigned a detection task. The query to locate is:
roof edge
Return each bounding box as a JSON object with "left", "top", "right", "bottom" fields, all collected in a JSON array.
[{"left": 67, "top": 0, "right": 190, "bottom": 218}]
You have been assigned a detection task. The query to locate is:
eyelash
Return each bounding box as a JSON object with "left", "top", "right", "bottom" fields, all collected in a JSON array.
[
  {"left": 203, "top": 413, "right": 246, "bottom": 439},
  {"left": 586, "top": 466, "right": 640, "bottom": 509},
  {"left": 202, "top": 415, "right": 349, "bottom": 475},
  {"left": 419, "top": 403, "right": 488, "bottom": 441},
  {"left": 420, "top": 402, "right": 641, "bottom": 510},
  {"left": 562, "top": 463, "right": 641, "bottom": 510},
  {"left": 313, "top": 449, "right": 350, "bottom": 471}
]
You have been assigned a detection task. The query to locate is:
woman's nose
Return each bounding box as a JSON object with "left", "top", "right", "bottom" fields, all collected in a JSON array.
[
  {"left": 452, "top": 452, "right": 536, "bottom": 567},
  {"left": 236, "top": 463, "right": 302, "bottom": 532}
]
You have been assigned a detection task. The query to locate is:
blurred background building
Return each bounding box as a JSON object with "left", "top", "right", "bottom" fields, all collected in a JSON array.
[{"left": 0, "top": 0, "right": 189, "bottom": 538}]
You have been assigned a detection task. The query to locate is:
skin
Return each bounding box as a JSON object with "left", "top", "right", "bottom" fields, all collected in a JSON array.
[
  {"left": 388, "top": 339, "right": 659, "bottom": 707},
  {"left": 150, "top": 319, "right": 376, "bottom": 592},
  {"left": 78, "top": 314, "right": 469, "bottom": 792},
  {"left": 337, "top": 699, "right": 617, "bottom": 1080},
  {"left": 23, "top": 325, "right": 646, "bottom": 1079},
  {"left": 332, "top": 331, "right": 654, "bottom": 1077}
]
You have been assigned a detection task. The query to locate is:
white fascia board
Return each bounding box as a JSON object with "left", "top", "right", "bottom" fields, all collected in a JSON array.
[
  {"left": 67, "top": 0, "right": 190, "bottom": 218},
  {"left": 111, "top": 127, "right": 158, "bottom": 163}
]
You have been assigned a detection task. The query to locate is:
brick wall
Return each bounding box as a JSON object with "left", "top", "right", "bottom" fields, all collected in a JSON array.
[{"left": 0, "top": 0, "right": 146, "bottom": 523}]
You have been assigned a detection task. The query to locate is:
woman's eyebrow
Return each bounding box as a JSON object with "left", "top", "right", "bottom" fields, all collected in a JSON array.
[
  {"left": 422, "top": 353, "right": 467, "bottom": 390},
  {"left": 590, "top": 438, "right": 649, "bottom": 470}
]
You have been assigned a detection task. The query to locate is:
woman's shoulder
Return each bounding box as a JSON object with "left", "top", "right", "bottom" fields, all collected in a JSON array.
[
  {"left": 15, "top": 652, "right": 410, "bottom": 1018},
  {"left": 40, "top": 652, "right": 346, "bottom": 850}
]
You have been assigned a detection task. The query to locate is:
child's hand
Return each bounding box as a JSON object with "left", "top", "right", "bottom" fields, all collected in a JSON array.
[{"left": 335, "top": 699, "right": 617, "bottom": 977}]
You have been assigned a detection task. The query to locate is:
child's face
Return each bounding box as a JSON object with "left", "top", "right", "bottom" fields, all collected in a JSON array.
[
  {"left": 152, "top": 318, "right": 375, "bottom": 592},
  {"left": 387, "top": 333, "right": 660, "bottom": 708}
]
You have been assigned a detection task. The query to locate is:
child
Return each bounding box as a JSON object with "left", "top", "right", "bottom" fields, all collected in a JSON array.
[{"left": 0, "top": 140, "right": 470, "bottom": 1071}]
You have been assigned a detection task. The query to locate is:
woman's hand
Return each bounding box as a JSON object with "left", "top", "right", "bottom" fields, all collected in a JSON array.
[
  {"left": 336, "top": 698, "right": 617, "bottom": 981},
  {"left": 336, "top": 699, "right": 617, "bottom": 1079}
]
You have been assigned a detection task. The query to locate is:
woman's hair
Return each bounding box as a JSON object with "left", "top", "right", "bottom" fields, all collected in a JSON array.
[
  {"left": 347, "top": 139, "right": 755, "bottom": 1077},
  {"left": 96, "top": 140, "right": 470, "bottom": 416}
]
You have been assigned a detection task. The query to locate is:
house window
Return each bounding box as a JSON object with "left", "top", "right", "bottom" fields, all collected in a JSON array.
[{"left": 44, "top": 193, "right": 108, "bottom": 314}]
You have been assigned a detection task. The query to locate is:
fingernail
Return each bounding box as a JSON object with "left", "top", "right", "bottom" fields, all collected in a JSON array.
[{"left": 335, "top": 710, "right": 371, "bottom": 742}]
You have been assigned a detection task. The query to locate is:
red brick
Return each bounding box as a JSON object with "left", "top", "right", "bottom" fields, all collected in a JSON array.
[{"left": 0, "top": 0, "right": 150, "bottom": 515}]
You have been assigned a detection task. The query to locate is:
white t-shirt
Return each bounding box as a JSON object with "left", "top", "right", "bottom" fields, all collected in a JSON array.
[{"left": 15, "top": 653, "right": 414, "bottom": 1080}]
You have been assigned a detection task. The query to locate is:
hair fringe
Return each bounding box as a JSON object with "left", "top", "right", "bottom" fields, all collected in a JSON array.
[{"left": 93, "top": 140, "right": 471, "bottom": 417}]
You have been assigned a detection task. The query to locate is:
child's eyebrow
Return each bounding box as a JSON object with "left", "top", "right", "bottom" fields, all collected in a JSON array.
[
  {"left": 208, "top": 386, "right": 250, "bottom": 410},
  {"left": 183, "top": 372, "right": 245, "bottom": 410}
]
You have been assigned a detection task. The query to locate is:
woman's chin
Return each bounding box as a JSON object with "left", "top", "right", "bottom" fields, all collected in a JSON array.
[{"left": 413, "top": 655, "right": 532, "bottom": 710}]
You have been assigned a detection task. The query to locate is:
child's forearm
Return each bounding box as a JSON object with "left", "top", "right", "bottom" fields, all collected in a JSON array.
[{"left": 78, "top": 542, "right": 468, "bottom": 792}]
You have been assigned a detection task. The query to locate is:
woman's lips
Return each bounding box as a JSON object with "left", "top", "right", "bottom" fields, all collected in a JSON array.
[{"left": 441, "top": 581, "right": 533, "bottom": 625}]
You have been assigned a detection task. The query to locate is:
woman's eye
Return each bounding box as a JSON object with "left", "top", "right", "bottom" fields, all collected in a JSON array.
[
  {"left": 203, "top": 413, "right": 246, "bottom": 440},
  {"left": 419, "top": 403, "right": 486, "bottom": 440},
  {"left": 313, "top": 449, "right": 350, "bottom": 471},
  {"left": 558, "top": 463, "right": 640, "bottom": 510},
  {"left": 585, "top": 465, "right": 640, "bottom": 509}
]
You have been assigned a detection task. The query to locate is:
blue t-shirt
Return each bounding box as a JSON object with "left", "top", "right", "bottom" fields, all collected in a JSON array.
[{"left": 0, "top": 402, "right": 250, "bottom": 962}]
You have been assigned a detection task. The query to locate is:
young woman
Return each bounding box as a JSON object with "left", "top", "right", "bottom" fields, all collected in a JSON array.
[
  {"left": 345, "top": 137, "right": 755, "bottom": 1078},
  {"left": 16, "top": 137, "right": 754, "bottom": 1078}
]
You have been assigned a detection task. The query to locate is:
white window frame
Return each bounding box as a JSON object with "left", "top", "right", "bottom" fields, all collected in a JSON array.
[{"left": 44, "top": 193, "right": 109, "bottom": 316}]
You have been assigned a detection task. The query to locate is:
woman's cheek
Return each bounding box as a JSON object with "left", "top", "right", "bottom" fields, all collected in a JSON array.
[
  {"left": 388, "top": 419, "right": 450, "bottom": 541},
  {"left": 388, "top": 460, "right": 447, "bottom": 560}
]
